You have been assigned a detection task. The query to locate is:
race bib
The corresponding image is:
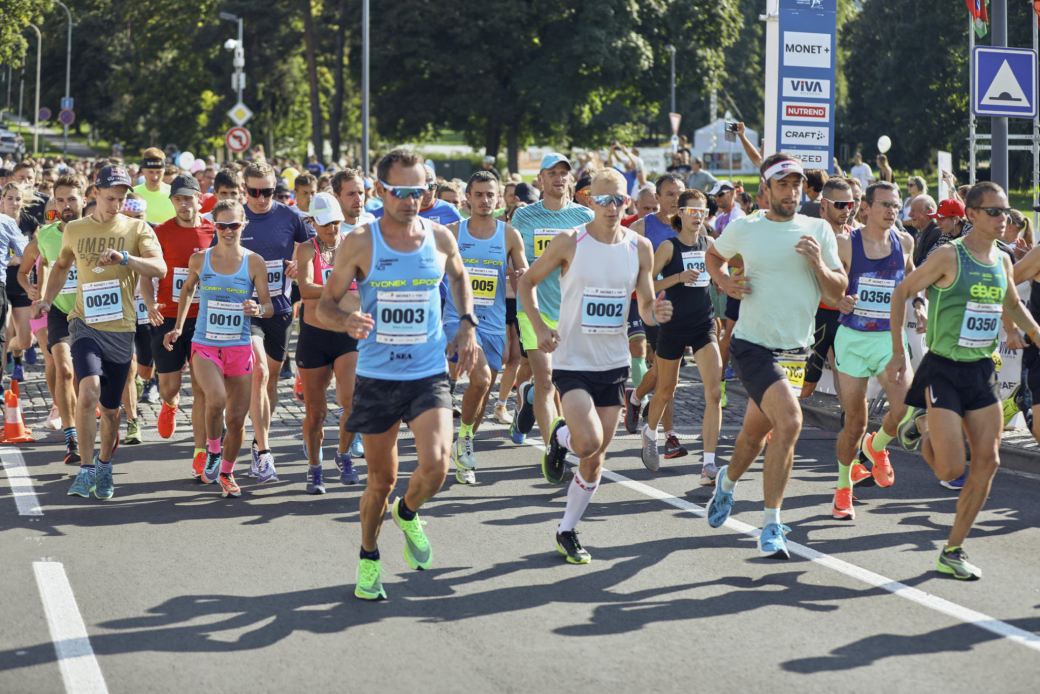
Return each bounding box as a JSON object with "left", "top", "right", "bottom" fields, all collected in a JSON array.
[
  {"left": 135, "top": 292, "right": 149, "bottom": 326},
  {"left": 255, "top": 259, "right": 283, "bottom": 298},
  {"left": 82, "top": 279, "right": 123, "bottom": 324},
  {"left": 853, "top": 277, "right": 895, "bottom": 319},
  {"left": 469, "top": 267, "right": 498, "bottom": 307},
  {"left": 533, "top": 228, "right": 559, "bottom": 258},
  {"left": 60, "top": 265, "right": 77, "bottom": 295},
  {"left": 376, "top": 290, "right": 429, "bottom": 345},
  {"left": 681, "top": 250, "right": 709, "bottom": 288},
  {"left": 172, "top": 267, "right": 199, "bottom": 305},
  {"left": 959, "top": 301, "right": 1001, "bottom": 348},
  {"left": 777, "top": 348, "right": 808, "bottom": 393},
  {"left": 204, "top": 300, "right": 245, "bottom": 341},
  {"left": 321, "top": 267, "right": 333, "bottom": 285},
  {"left": 581, "top": 287, "right": 627, "bottom": 335}
]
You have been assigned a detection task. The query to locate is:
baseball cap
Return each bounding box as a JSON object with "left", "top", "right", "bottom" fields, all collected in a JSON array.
[
  {"left": 169, "top": 173, "right": 201, "bottom": 198},
  {"left": 708, "top": 180, "right": 735, "bottom": 196},
  {"left": 929, "top": 199, "right": 965, "bottom": 219},
  {"left": 96, "top": 164, "right": 133, "bottom": 190},
  {"left": 310, "top": 191, "right": 346, "bottom": 226},
  {"left": 424, "top": 164, "right": 436, "bottom": 183},
  {"left": 761, "top": 157, "right": 807, "bottom": 182},
  {"left": 539, "top": 152, "right": 571, "bottom": 171},
  {"left": 483, "top": 155, "right": 495, "bottom": 164},
  {"left": 513, "top": 182, "right": 538, "bottom": 204},
  {"left": 574, "top": 175, "right": 592, "bottom": 192}
]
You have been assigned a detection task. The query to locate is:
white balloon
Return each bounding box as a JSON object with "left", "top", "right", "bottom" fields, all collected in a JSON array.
[
  {"left": 191, "top": 159, "right": 205, "bottom": 173},
  {"left": 177, "top": 152, "right": 195, "bottom": 171},
  {"left": 877, "top": 136, "right": 892, "bottom": 154}
]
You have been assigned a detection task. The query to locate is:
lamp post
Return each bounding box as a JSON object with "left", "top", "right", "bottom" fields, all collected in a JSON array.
[
  {"left": 219, "top": 12, "right": 244, "bottom": 108},
  {"left": 28, "top": 22, "right": 41, "bottom": 156},
  {"left": 52, "top": 0, "right": 73, "bottom": 156},
  {"left": 362, "top": 0, "right": 370, "bottom": 175},
  {"left": 664, "top": 44, "right": 676, "bottom": 115}
]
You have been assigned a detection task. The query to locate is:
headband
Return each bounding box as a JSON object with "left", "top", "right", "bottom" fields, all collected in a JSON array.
[
  {"left": 762, "top": 158, "right": 806, "bottom": 181},
  {"left": 141, "top": 157, "right": 165, "bottom": 170},
  {"left": 122, "top": 198, "right": 147, "bottom": 213}
]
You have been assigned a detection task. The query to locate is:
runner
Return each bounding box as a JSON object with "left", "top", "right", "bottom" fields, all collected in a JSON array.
[
  {"left": 33, "top": 164, "right": 166, "bottom": 501},
  {"left": 147, "top": 174, "right": 215, "bottom": 477},
  {"left": 163, "top": 200, "right": 273, "bottom": 497},
  {"left": 237, "top": 161, "right": 313, "bottom": 482},
  {"left": 640, "top": 189, "right": 722, "bottom": 483},
  {"left": 0, "top": 181, "right": 32, "bottom": 383},
  {"left": 316, "top": 148, "right": 478, "bottom": 601},
  {"left": 520, "top": 168, "right": 671, "bottom": 563},
  {"left": 133, "top": 148, "right": 177, "bottom": 225},
  {"left": 705, "top": 154, "right": 846, "bottom": 559},
  {"left": 831, "top": 181, "right": 924, "bottom": 520},
  {"left": 509, "top": 154, "right": 593, "bottom": 448},
  {"left": 887, "top": 181, "right": 1040, "bottom": 580},
  {"left": 444, "top": 171, "right": 528, "bottom": 484},
  {"left": 294, "top": 191, "right": 363, "bottom": 492},
  {"left": 117, "top": 193, "right": 152, "bottom": 444}
]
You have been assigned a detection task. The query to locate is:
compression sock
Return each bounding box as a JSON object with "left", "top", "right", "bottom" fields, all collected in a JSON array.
[
  {"left": 396, "top": 497, "right": 417, "bottom": 521},
  {"left": 720, "top": 470, "right": 737, "bottom": 493},
  {"left": 207, "top": 438, "right": 221, "bottom": 454},
  {"left": 631, "top": 357, "right": 648, "bottom": 388},
  {"left": 459, "top": 421, "right": 474, "bottom": 439},
  {"left": 360, "top": 547, "right": 380, "bottom": 561},
  {"left": 558, "top": 471, "right": 600, "bottom": 532},
  {"left": 220, "top": 458, "right": 235, "bottom": 474},
  {"left": 838, "top": 460, "right": 852, "bottom": 490},
  {"left": 556, "top": 425, "right": 571, "bottom": 450},
  {"left": 763, "top": 507, "right": 780, "bottom": 527},
  {"left": 64, "top": 427, "right": 76, "bottom": 445},
  {"left": 872, "top": 428, "right": 895, "bottom": 452}
]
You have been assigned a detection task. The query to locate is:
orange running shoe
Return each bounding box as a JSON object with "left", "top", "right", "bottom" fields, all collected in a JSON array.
[
  {"left": 861, "top": 432, "right": 894, "bottom": 488},
  {"left": 832, "top": 487, "right": 855, "bottom": 519},
  {"left": 219, "top": 472, "right": 241, "bottom": 498},
  {"left": 191, "top": 450, "right": 206, "bottom": 478},
  {"left": 850, "top": 462, "right": 875, "bottom": 486},
  {"left": 157, "top": 401, "right": 178, "bottom": 439},
  {"left": 293, "top": 372, "right": 305, "bottom": 404}
]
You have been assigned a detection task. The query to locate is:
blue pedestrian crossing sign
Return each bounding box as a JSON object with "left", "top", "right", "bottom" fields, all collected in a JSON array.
[{"left": 972, "top": 46, "right": 1037, "bottom": 118}]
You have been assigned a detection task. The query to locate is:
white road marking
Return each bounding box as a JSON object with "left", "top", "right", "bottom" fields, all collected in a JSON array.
[
  {"left": 33, "top": 561, "right": 109, "bottom": 694},
  {"left": 525, "top": 437, "right": 1040, "bottom": 653},
  {"left": 1, "top": 446, "right": 42, "bottom": 515}
]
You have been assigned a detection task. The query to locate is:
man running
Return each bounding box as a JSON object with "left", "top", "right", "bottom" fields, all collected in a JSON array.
[
  {"left": 445, "top": 171, "right": 528, "bottom": 484},
  {"left": 510, "top": 154, "right": 594, "bottom": 447},
  {"left": 521, "top": 168, "right": 671, "bottom": 563},
  {"left": 831, "top": 181, "right": 924, "bottom": 520},
  {"left": 316, "top": 148, "right": 478, "bottom": 601},
  {"left": 133, "top": 148, "right": 177, "bottom": 225},
  {"left": 34, "top": 164, "right": 167, "bottom": 500},
  {"left": 148, "top": 173, "right": 215, "bottom": 477},
  {"left": 887, "top": 181, "right": 1040, "bottom": 580},
  {"left": 705, "top": 154, "right": 846, "bottom": 559}
]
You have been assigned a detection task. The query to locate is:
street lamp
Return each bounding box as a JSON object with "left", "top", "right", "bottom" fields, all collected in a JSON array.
[
  {"left": 362, "top": 0, "right": 370, "bottom": 175},
  {"left": 52, "top": 0, "right": 72, "bottom": 156},
  {"left": 219, "top": 12, "right": 244, "bottom": 108},
  {"left": 27, "top": 23, "right": 40, "bottom": 156},
  {"left": 664, "top": 44, "right": 676, "bottom": 115}
]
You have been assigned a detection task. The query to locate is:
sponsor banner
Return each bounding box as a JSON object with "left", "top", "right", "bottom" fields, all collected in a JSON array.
[
  {"left": 781, "top": 126, "right": 830, "bottom": 147},
  {"left": 783, "top": 31, "right": 833, "bottom": 69},
  {"left": 784, "top": 149, "right": 828, "bottom": 167},
  {"left": 782, "top": 77, "right": 832, "bottom": 100},
  {"left": 782, "top": 101, "right": 830, "bottom": 122}
]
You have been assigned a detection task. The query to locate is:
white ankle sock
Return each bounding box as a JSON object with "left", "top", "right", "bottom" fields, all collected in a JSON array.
[
  {"left": 720, "top": 469, "right": 737, "bottom": 493},
  {"left": 558, "top": 471, "right": 599, "bottom": 532},
  {"left": 556, "top": 425, "right": 571, "bottom": 450},
  {"left": 703, "top": 452, "right": 716, "bottom": 466},
  {"left": 763, "top": 507, "right": 780, "bottom": 526},
  {"left": 630, "top": 390, "right": 641, "bottom": 406}
]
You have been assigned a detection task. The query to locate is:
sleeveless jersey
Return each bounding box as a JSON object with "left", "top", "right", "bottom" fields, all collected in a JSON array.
[
  {"left": 443, "top": 219, "right": 507, "bottom": 336},
  {"left": 193, "top": 249, "right": 255, "bottom": 348},
  {"left": 643, "top": 213, "right": 677, "bottom": 252},
  {"left": 555, "top": 226, "right": 641, "bottom": 371},
  {"left": 926, "top": 239, "right": 1007, "bottom": 361},
  {"left": 37, "top": 223, "right": 76, "bottom": 314},
  {"left": 513, "top": 201, "right": 594, "bottom": 321},
  {"left": 840, "top": 228, "right": 905, "bottom": 332},
  {"left": 659, "top": 234, "right": 714, "bottom": 334},
  {"left": 357, "top": 218, "right": 447, "bottom": 380},
  {"left": 306, "top": 237, "right": 335, "bottom": 305}
]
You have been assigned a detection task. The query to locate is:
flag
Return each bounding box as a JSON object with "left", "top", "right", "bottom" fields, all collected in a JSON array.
[{"left": 973, "top": 0, "right": 990, "bottom": 38}]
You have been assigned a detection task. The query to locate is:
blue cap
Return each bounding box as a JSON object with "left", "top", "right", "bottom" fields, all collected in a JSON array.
[
  {"left": 363, "top": 178, "right": 373, "bottom": 189},
  {"left": 539, "top": 152, "right": 571, "bottom": 172}
]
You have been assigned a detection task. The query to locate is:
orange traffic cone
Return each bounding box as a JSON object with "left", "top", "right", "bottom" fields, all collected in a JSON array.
[{"left": 0, "top": 380, "right": 34, "bottom": 443}]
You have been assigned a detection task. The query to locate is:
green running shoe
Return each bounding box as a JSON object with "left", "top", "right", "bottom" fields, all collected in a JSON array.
[
  {"left": 542, "top": 417, "right": 568, "bottom": 485},
  {"left": 392, "top": 497, "right": 432, "bottom": 570},
  {"left": 936, "top": 546, "right": 981, "bottom": 580},
  {"left": 94, "top": 461, "right": 115, "bottom": 500},
  {"left": 556, "top": 530, "right": 591, "bottom": 564},
  {"left": 1002, "top": 386, "right": 1021, "bottom": 427},
  {"left": 720, "top": 381, "right": 727, "bottom": 409},
  {"left": 897, "top": 406, "right": 925, "bottom": 452},
  {"left": 67, "top": 467, "right": 96, "bottom": 498},
  {"left": 124, "top": 419, "right": 142, "bottom": 445},
  {"left": 355, "top": 558, "right": 387, "bottom": 601}
]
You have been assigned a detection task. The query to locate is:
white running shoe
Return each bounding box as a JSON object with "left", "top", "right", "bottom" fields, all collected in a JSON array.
[
  {"left": 44, "top": 404, "right": 62, "bottom": 430},
  {"left": 493, "top": 404, "right": 512, "bottom": 425}
]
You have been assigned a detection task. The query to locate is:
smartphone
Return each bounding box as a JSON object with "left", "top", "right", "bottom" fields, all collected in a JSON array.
[{"left": 726, "top": 121, "right": 739, "bottom": 133}]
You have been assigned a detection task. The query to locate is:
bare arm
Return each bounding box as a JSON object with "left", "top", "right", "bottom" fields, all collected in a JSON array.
[
  {"left": 635, "top": 236, "right": 671, "bottom": 326},
  {"left": 505, "top": 225, "right": 529, "bottom": 289},
  {"left": 315, "top": 227, "right": 370, "bottom": 335},
  {"left": 886, "top": 246, "right": 958, "bottom": 383},
  {"left": 97, "top": 247, "right": 167, "bottom": 279},
  {"left": 36, "top": 244, "right": 75, "bottom": 313},
  {"left": 736, "top": 123, "right": 762, "bottom": 170},
  {"left": 436, "top": 224, "right": 478, "bottom": 376},
  {"left": 246, "top": 253, "right": 275, "bottom": 319},
  {"left": 518, "top": 229, "right": 577, "bottom": 353},
  {"left": 17, "top": 240, "right": 39, "bottom": 299},
  {"left": 295, "top": 242, "right": 323, "bottom": 300}
]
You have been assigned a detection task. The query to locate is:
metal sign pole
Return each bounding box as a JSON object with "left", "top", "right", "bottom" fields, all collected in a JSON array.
[
  {"left": 361, "top": 0, "right": 370, "bottom": 176},
  {"left": 991, "top": 0, "right": 1008, "bottom": 191},
  {"left": 1033, "top": 0, "right": 1039, "bottom": 231},
  {"left": 969, "top": 13, "right": 977, "bottom": 185}
]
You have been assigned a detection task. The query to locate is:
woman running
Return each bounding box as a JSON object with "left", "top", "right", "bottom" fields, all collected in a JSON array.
[{"left": 163, "top": 200, "right": 273, "bottom": 497}]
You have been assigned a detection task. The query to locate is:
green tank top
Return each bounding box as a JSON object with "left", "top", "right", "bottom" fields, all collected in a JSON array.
[
  {"left": 925, "top": 239, "right": 1006, "bottom": 361},
  {"left": 37, "top": 223, "right": 76, "bottom": 314}
]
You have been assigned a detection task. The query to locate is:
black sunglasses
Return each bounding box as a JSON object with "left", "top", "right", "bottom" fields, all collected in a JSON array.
[
  {"left": 246, "top": 187, "right": 276, "bottom": 199},
  {"left": 214, "top": 221, "right": 245, "bottom": 231},
  {"left": 969, "top": 206, "right": 1013, "bottom": 218}
]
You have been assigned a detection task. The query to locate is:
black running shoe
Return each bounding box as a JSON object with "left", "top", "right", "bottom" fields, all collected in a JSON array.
[
  {"left": 541, "top": 417, "right": 568, "bottom": 485},
  {"left": 556, "top": 529, "right": 591, "bottom": 564},
  {"left": 64, "top": 439, "right": 80, "bottom": 466},
  {"left": 623, "top": 388, "right": 640, "bottom": 435},
  {"left": 516, "top": 381, "right": 536, "bottom": 435}
]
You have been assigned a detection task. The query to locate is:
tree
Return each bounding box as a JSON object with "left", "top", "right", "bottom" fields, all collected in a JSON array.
[{"left": 0, "top": 0, "right": 45, "bottom": 69}]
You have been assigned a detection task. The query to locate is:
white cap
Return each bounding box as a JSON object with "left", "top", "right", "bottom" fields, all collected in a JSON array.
[
  {"left": 708, "top": 180, "right": 735, "bottom": 196},
  {"left": 310, "top": 192, "right": 345, "bottom": 226}
]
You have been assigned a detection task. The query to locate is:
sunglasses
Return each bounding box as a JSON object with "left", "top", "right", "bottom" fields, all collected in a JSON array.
[
  {"left": 823, "top": 198, "right": 855, "bottom": 210},
  {"left": 214, "top": 221, "right": 245, "bottom": 231},
  {"left": 970, "top": 206, "right": 1013, "bottom": 218},
  {"left": 872, "top": 201, "right": 902, "bottom": 211},
  {"left": 275, "top": 194, "right": 292, "bottom": 201},
  {"left": 679, "top": 207, "right": 708, "bottom": 217},
  {"left": 45, "top": 209, "right": 60, "bottom": 221},
  {"left": 246, "top": 187, "right": 276, "bottom": 199},
  {"left": 379, "top": 180, "right": 426, "bottom": 199},
  {"left": 591, "top": 194, "right": 630, "bottom": 207}
]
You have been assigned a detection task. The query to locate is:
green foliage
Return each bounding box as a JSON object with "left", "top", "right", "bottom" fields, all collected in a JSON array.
[{"left": 0, "top": 0, "right": 45, "bottom": 69}]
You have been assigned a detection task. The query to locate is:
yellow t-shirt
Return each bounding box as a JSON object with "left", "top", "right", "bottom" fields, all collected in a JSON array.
[
  {"left": 62, "top": 215, "right": 162, "bottom": 332},
  {"left": 133, "top": 182, "right": 177, "bottom": 225}
]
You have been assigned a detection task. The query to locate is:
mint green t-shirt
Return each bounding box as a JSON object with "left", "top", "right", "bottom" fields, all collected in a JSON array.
[
  {"left": 712, "top": 213, "right": 842, "bottom": 350},
  {"left": 133, "top": 182, "right": 177, "bottom": 225}
]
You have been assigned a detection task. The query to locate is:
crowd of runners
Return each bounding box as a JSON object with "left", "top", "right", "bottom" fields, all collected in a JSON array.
[{"left": 0, "top": 138, "right": 1036, "bottom": 599}]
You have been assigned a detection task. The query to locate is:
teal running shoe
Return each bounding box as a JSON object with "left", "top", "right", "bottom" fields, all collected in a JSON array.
[
  {"left": 67, "top": 467, "right": 96, "bottom": 498},
  {"left": 759, "top": 522, "right": 791, "bottom": 559},
  {"left": 706, "top": 466, "right": 736, "bottom": 528},
  {"left": 94, "top": 460, "right": 114, "bottom": 500}
]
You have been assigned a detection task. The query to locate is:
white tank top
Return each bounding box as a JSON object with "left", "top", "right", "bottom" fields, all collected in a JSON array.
[{"left": 555, "top": 225, "right": 641, "bottom": 371}]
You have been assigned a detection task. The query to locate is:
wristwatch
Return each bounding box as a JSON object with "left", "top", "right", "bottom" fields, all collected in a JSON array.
[{"left": 460, "top": 313, "right": 480, "bottom": 327}]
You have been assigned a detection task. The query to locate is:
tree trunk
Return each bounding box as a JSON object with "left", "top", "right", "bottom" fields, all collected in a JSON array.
[
  {"left": 484, "top": 122, "right": 500, "bottom": 159},
  {"left": 329, "top": 0, "right": 347, "bottom": 165},
  {"left": 300, "top": 0, "right": 323, "bottom": 164},
  {"left": 506, "top": 118, "right": 519, "bottom": 175}
]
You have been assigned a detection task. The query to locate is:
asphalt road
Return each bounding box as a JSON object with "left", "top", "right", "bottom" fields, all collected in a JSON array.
[{"left": 2, "top": 401, "right": 1040, "bottom": 693}]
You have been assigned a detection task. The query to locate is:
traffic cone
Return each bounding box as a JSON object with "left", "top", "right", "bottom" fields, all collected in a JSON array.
[{"left": 0, "top": 381, "right": 33, "bottom": 443}]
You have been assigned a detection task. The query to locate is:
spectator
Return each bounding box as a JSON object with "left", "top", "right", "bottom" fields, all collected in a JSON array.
[
  {"left": 875, "top": 154, "right": 894, "bottom": 183},
  {"left": 685, "top": 157, "right": 718, "bottom": 193},
  {"left": 901, "top": 175, "right": 926, "bottom": 226},
  {"left": 734, "top": 122, "right": 762, "bottom": 170},
  {"left": 480, "top": 156, "right": 501, "bottom": 181},
  {"left": 798, "top": 169, "right": 829, "bottom": 218},
  {"left": 666, "top": 151, "right": 692, "bottom": 176},
  {"left": 909, "top": 195, "right": 941, "bottom": 266},
  {"left": 924, "top": 198, "right": 967, "bottom": 260},
  {"left": 710, "top": 180, "right": 743, "bottom": 234},
  {"left": 1007, "top": 209, "right": 1034, "bottom": 261},
  {"left": 832, "top": 157, "right": 846, "bottom": 178},
  {"left": 849, "top": 152, "right": 873, "bottom": 189},
  {"left": 608, "top": 141, "right": 646, "bottom": 195}
]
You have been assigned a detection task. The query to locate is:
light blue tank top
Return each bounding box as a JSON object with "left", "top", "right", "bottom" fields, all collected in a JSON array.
[
  {"left": 357, "top": 218, "right": 447, "bottom": 380},
  {"left": 193, "top": 248, "right": 255, "bottom": 348},
  {"left": 443, "top": 219, "right": 507, "bottom": 336},
  {"left": 644, "top": 213, "right": 677, "bottom": 251}
]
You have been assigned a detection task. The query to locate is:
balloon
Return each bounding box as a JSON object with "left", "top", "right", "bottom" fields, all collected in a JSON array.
[
  {"left": 191, "top": 159, "right": 205, "bottom": 173},
  {"left": 176, "top": 152, "right": 195, "bottom": 171},
  {"left": 877, "top": 136, "right": 892, "bottom": 154}
]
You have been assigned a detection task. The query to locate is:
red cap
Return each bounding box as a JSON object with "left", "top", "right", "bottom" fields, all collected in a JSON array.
[{"left": 928, "top": 199, "right": 965, "bottom": 219}]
